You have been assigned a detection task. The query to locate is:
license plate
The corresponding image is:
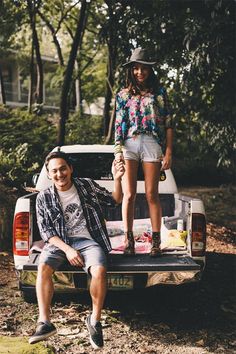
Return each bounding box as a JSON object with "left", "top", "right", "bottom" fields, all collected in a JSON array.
[{"left": 107, "top": 274, "right": 133, "bottom": 289}]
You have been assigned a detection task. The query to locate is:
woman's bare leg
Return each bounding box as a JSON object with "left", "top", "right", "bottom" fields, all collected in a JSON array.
[
  {"left": 142, "top": 161, "right": 162, "bottom": 232},
  {"left": 121, "top": 159, "right": 139, "bottom": 232}
]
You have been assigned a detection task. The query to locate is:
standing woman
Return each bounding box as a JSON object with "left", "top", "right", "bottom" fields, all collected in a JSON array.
[{"left": 114, "top": 48, "right": 174, "bottom": 256}]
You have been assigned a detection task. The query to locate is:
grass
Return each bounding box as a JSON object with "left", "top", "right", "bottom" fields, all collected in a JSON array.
[{"left": 0, "top": 336, "right": 55, "bottom": 354}]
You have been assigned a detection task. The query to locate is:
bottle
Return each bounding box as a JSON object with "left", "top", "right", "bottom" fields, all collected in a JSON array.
[{"left": 177, "top": 219, "right": 184, "bottom": 232}]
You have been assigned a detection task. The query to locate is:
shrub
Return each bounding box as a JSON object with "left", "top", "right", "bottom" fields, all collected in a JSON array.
[
  {"left": 0, "top": 105, "right": 56, "bottom": 187},
  {"left": 66, "top": 112, "right": 104, "bottom": 145},
  {"left": 0, "top": 106, "right": 105, "bottom": 187}
]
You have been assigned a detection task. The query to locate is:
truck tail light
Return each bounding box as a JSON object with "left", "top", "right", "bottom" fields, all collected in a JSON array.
[
  {"left": 13, "top": 212, "right": 30, "bottom": 256},
  {"left": 191, "top": 213, "right": 206, "bottom": 257}
]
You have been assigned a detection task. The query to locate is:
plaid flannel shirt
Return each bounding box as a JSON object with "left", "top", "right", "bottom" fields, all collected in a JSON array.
[{"left": 36, "top": 177, "right": 116, "bottom": 254}]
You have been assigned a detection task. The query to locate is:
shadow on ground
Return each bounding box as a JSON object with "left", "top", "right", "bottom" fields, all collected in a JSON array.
[{"left": 60, "top": 252, "right": 235, "bottom": 329}]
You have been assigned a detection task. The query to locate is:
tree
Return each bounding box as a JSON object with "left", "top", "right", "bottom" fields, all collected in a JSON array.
[
  {"left": 58, "top": 0, "right": 89, "bottom": 146},
  {"left": 167, "top": 0, "right": 236, "bottom": 167},
  {"left": 1, "top": 0, "right": 235, "bottom": 169},
  {"left": 36, "top": 0, "right": 92, "bottom": 115},
  {"left": 110, "top": 0, "right": 236, "bottom": 167},
  {"left": 26, "top": 0, "right": 44, "bottom": 111},
  {"left": 101, "top": 0, "right": 135, "bottom": 138},
  {"left": 0, "top": 64, "right": 6, "bottom": 104},
  {"left": 0, "top": 0, "right": 24, "bottom": 104}
]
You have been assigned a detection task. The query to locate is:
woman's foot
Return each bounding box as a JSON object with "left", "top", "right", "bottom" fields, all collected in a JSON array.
[
  {"left": 150, "top": 232, "right": 161, "bottom": 257},
  {"left": 124, "top": 231, "right": 135, "bottom": 255}
]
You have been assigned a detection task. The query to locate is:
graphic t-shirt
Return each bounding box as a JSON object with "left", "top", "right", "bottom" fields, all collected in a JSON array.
[{"left": 57, "top": 184, "right": 92, "bottom": 239}]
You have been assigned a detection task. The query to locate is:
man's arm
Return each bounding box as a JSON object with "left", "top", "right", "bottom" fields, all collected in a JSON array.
[
  {"left": 111, "top": 159, "right": 125, "bottom": 203},
  {"left": 86, "top": 159, "right": 124, "bottom": 206}
]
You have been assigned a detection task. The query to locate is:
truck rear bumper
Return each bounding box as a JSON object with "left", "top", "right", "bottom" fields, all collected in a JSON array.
[{"left": 17, "top": 253, "right": 203, "bottom": 291}]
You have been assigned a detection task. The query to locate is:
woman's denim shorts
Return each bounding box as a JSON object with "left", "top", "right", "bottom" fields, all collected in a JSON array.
[
  {"left": 123, "top": 134, "right": 163, "bottom": 162},
  {"left": 39, "top": 237, "right": 107, "bottom": 274}
]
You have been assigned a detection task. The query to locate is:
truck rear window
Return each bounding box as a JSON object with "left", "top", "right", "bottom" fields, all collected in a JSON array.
[{"left": 68, "top": 153, "right": 145, "bottom": 181}]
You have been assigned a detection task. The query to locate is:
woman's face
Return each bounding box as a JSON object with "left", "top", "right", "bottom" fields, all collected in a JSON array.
[{"left": 132, "top": 63, "right": 151, "bottom": 85}]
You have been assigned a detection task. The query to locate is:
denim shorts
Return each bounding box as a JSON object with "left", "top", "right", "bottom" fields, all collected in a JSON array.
[
  {"left": 39, "top": 237, "right": 107, "bottom": 274},
  {"left": 123, "top": 134, "right": 163, "bottom": 162}
]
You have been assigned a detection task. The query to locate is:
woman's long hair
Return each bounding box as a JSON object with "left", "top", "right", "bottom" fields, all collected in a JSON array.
[{"left": 125, "top": 64, "right": 160, "bottom": 95}]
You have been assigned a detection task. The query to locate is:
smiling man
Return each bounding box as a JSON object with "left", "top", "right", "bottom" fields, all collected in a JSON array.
[{"left": 29, "top": 151, "right": 124, "bottom": 349}]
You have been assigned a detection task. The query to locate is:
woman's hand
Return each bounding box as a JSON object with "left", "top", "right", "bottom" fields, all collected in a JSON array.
[
  {"left": 65, "top": 246, "right": 84, "bottom": 267},
  {"left": 114, "top": 152, "right": 124, "bottom": 162},
  {"left": 161, "top": 154, "right": 172, "bottom": 170}
]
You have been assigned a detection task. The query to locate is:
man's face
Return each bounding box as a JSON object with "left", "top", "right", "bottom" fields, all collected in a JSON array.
[{"left": 47, "top": 158, "right": 73, "bottom": 191}]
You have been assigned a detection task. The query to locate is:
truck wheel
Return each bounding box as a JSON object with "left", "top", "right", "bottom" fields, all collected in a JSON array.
[{"left": 21, "top": 290, "right": 37, "bottom": 303}]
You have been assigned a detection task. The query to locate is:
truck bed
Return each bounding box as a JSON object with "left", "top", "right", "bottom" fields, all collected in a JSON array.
[{"left": 29, "top": 192, "right": 176, "bottom": 243}]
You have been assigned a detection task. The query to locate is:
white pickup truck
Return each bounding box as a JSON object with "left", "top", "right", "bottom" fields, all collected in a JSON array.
[{"left": 13, "top": 145, "right": 207, "bottom": 302}]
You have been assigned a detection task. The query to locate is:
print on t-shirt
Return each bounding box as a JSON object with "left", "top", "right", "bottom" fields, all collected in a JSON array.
[
  {"left": 57, "top": 184, "right": 91, "bottom": 239},
  {"left": 64, "top": 202, "right": 88, "bottom": 237}
]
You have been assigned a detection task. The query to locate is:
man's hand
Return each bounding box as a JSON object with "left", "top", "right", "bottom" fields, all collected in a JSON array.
[
  {"left": 111, "top": 158, "right": 125, "bottom": 203},
  {"left": 65, "top": 246, "right": 84, "bottom": 267},
  {"left": 112, "top": 158, "right": 125, "bottom": 180}
]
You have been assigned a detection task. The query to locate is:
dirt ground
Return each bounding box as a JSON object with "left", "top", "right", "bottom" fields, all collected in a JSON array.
[{"left": 0, "top": 221, "right": 235, "bottom": 354}]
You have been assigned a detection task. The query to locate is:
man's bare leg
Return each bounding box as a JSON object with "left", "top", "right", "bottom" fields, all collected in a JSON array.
[
  {"left": 29, "top": 263, "right": 56, "bottom": 344},
  {"left": 86, "top": 265, "right": 107, "bottom": 349},
  {"left": 36, "top": 263, "right": 54, "bottom": 322},
  {"left": 89, "top": 265, "right": 107, "bottom": 321}
]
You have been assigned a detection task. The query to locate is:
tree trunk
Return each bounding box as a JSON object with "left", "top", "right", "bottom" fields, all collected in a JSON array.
[
  {"left": 74, "top": 4, "right": 89, "bottom": 115},
  {"left": 28, "top": 40, "right": 34, "bottom": 112},
  {"left": 75, "top": 76, "right": 83, "bottom": 114},
  {"left": 103, "top": 44, "right": 116, "bottom": 137},
  {"left": 103, "top": 80, "right": 113, "bottom": 136},
  {"left": 75, "top": 60, "right": 83, "bottom": 114},
  {"left": 57, "top": 0, "right": 88, "bottom": 146},
  {"left": 104, "top": 103, "right": 116, "bottom": 144},
  {"left": 102, "top": 1, "right": 119, "bottom": 138},
  {"left": 34, "top": 32, "right": 43, "bottom": 105},
  {"left": 27, "top": 0, "right": 43, "bottom": 106},
  {"left": 0, "top": 64, "right": 6, "bottom": 105},
  {"left": 37, "top": 10, "right": 64, "bottom": 67}
]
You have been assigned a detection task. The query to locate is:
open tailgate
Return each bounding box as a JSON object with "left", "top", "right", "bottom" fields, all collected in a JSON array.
[{"left": 23, "top": 253, "right": 200, "bottom": 272}]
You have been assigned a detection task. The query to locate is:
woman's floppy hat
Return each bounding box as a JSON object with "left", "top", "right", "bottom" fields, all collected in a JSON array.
[{"left": 123, "top": 47, "right": 156, "bottom": 67}]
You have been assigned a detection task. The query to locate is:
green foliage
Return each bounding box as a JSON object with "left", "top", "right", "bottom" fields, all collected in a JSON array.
[
  {"left": 0, "top": 0, "right": 235, "bottom": 176},
  {"left": 113, "top": 0, "right": 236, "bottom": 169},
  {"left": 0, "top": 105, "right": 56, "bottom": 186},
  {"left": 66, "top": 112, "right": 104, "bottom": 145},
  {"left": 0, "top": 105, "right": 104, "bottom": 187},
  {"left": 168, "top": 0, "right": 236, "bottom": 168},
  {"left": 0, "top": 0, "right": 25, "bottom": 54},
  {"left": 80, "top": 49, "right": 107, "bottom": 104}
]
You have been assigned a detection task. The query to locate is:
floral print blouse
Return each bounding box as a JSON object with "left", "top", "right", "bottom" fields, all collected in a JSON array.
[{"left": 114, "top": 87, "right": 174, "bottom": 153}]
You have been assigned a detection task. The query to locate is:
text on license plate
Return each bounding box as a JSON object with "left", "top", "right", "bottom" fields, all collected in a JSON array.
[{"left": 107, "top": 274, "right": 133, "bottom": 289}]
